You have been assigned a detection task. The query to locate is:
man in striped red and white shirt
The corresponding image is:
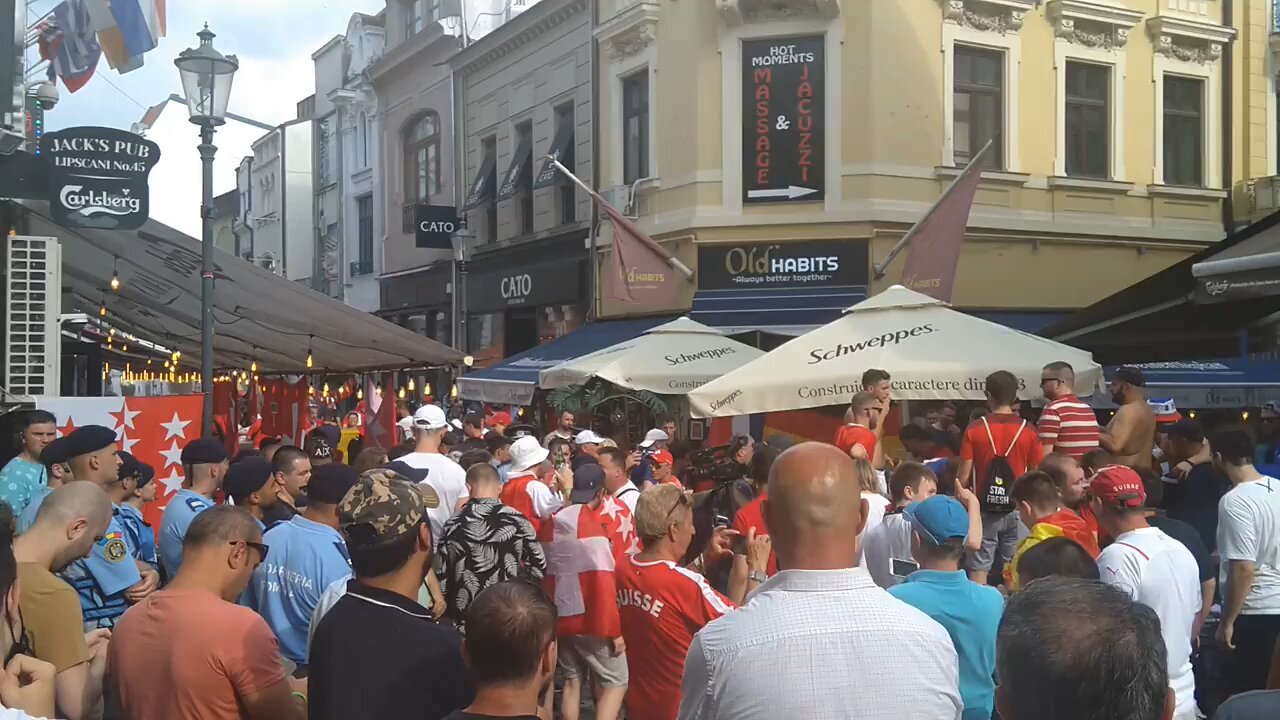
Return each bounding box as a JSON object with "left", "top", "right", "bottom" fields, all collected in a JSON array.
[{"left": 1038, "top": 361, "right": 1100, "bottom": 459}]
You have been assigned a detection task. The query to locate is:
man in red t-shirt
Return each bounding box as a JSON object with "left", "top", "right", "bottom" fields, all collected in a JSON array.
[
  {"left": 617, "top": 485, "right": 737, "bottom": 720},
  {"left": 957, "top": 371, "right": 1044, "bottom": 584},
  {"left": 835, "top": 391, "right": 880, "bottom": 461}
]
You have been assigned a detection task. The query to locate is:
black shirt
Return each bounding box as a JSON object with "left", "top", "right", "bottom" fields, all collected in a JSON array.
[
  {"left": 1161, "top": 462, "right": 1229, "bottom": 553},
  {"left": 1149, "top": 514, "right": 1215, "bottom": 583},
  {"left": 261, "top": 500, "right": 300, "bottom": 528},
  {"left": 308, "top": 580, "right": 474, "bottom": 720}
]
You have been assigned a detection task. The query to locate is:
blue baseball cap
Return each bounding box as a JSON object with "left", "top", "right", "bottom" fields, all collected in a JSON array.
[{"left": 903, "top": 495, "right": 968, "bottom": 546}]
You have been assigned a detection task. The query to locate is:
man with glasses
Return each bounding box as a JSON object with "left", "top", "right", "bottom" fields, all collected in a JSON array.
[
  {"left": 1037, "top": 362, "right": 1099, "bottom": 460},
  {"left": 242, "top": 464, "right": 357, "bottom": 667},
  {"left": 110, "top": 506, "right": 305, "bottom": 720}
]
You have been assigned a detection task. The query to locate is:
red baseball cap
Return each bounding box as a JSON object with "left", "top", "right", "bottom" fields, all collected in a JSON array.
[
  {"left": 485, "top": 411, "right": 512, "bottom": 428},
  {"left": 1090, "top": 465, "right": 1146, "bottom": 508},
  {"left": 651, "top": 449, "right": 674, "bottom": 466}
]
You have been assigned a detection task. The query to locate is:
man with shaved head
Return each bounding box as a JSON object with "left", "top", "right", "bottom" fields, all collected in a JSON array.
[
  {"left": 15, "top": 483, "right": 114, "bottom": 720},
  {"left": 678, "top": 443, "right": 963, "bottom": 720}
]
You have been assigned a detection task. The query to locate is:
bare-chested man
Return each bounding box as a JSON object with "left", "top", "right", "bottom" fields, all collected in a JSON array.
[{"left": 1099, "top": 366, "right": 1156, "bottom": 470}]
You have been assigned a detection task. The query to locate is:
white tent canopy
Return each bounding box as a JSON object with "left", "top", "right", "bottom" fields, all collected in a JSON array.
[
  {"left": 688, "top": 285, "right": 1102, "bottom": 417},
  {"left": 540, "top": 317, "right": 766, "bottom": 394}
]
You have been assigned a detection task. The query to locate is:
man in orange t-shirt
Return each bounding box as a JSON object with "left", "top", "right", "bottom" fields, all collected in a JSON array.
[{"left": 835, "top": 391, "right": 880, "bottom": 462}]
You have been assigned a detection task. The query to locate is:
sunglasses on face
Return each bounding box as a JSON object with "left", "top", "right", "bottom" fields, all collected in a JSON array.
[
  {"left": 1040, "top": 377, "right": 1063, "bottom": 386},
  {"left": 230, "top": 540, "right": 270, "bottom": 563}
]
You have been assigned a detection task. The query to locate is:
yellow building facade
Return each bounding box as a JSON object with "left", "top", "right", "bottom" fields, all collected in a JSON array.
[{"left": 591, "top": 0, "right": 1276, "bottom": 328}]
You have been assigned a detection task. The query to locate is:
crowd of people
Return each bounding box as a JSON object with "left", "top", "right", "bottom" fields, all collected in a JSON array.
[{"left": 0, "top": 360, "right": 1273, "bottom": 720}]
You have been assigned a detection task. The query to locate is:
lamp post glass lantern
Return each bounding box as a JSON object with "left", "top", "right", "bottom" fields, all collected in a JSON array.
[{"left": 175, "top": 24, "right": 238, "bottom": 436}]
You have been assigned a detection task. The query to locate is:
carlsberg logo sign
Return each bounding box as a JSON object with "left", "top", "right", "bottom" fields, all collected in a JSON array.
[
  {"left": 59, "top": 185, "right": 142, "bottom": 217},
  {"left": 40, "top": 126, "right": 160, "bottom": 231}
]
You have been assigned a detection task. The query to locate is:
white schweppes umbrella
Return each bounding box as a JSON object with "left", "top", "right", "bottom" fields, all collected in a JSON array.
[
  {"left": 688, "top": 285, "right": 1102, "bottom": 417},
  {"left": 540, "top": 317, "right": 765, "bottom": 394}
]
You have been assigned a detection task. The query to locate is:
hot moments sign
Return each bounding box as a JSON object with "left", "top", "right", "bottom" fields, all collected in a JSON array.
[
  {"left": 40, "top": 126, "right": 160, "bottom": 230},
  {"left": 742, "top": 36, "right": 825, "bottom": 204}
]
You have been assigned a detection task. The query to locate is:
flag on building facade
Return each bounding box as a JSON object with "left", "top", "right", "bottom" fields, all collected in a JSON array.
[
  {"left": 591, "top": 191, "right": 681, "bottom": 308},
  {"left": 539, "top": 496, "right": 638, "bottom": 638},
  {"left": 898, "top": 142, "right": 992, "bottom": 303},
  {"left": 84, "top": 0, "right": 164, "bottom": 74},
  {"left": 38, "top": 0, "right": 102, "bottom": 93},
  {"left": 37, "top": 394, "right": 204, "bottom": 532}
]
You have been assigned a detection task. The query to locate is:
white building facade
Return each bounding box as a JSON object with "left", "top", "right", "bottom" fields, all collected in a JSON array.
[
  {"left": 328, "top": 12, "right": 386, "bottom": 313},
  {"left": 236, "top": 118, "right": 314, "bottom": 283}
]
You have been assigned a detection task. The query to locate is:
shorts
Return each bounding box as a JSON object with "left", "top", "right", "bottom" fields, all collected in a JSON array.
[
  {"left": 967, "top": 511, "right": 1027, "bottom": 573},
  {"left": 558, "top": 635, "right": 628, "bottom": 688}
]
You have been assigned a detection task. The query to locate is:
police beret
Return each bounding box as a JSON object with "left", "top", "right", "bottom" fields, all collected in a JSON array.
[
  {"left": 118, "top": 451, "right": 142, "bottom": 481},
  {"left": 39, "top": 436, "right": 70, "bottom": 467},
  {"left": 64, "top": 425, "right": 118, "bottom": 459},
  {"left": 308, "top": 463, "right": 359, "bottom": 505},
  {"left": 181, "top": 438, "right": 229, "bottom": 465},
  {"left": 223, "top": 457, "right": 273, "bottom": 503}
]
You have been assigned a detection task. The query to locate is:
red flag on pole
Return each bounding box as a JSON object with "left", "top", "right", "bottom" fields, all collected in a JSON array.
[
  {"left": 897, "top": 142, "right": 992, "bottom": 302},
  {"left": 365, "top": 373, "right": 397, "bottom": 449},
  {"left": 591, "top": 191, "right": 682, "bottom": 307}
]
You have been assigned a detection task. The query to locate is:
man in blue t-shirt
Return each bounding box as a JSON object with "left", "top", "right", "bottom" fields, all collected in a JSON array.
[
  {"left": 0, "top": 409, "right": 56, "bottom": 515},
  {"left": 159, "top": 438, "right": 229, "bottom": 577},
  {"left": 59, "top": 425, "right": 160, "bottom": 628},
  {"left": 890, "top": 495, "right": 1004, "bottom": 720},
  {"left": 242, "top": 463, "right": 356, "bottom": 664},
  {"left": 17, "top": 435, "right": 72, "bottom": 533}
]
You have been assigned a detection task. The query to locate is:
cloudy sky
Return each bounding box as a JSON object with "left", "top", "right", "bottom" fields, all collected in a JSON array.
[{"left": 40, "top": 0, "right": 385, "bottom": 132}]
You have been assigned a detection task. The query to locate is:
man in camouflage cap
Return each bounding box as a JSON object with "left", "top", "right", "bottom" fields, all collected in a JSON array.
[
  {"left": 308, "top": 467, "right": 471, "bottom": 720},
  {"left": 338, "top": 467, "right": 441, "bottom": 546}
]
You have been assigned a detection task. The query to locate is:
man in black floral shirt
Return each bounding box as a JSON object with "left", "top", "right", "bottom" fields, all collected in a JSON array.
[{"left": 439, "top": 463, "right": 547, "bottom": 628}]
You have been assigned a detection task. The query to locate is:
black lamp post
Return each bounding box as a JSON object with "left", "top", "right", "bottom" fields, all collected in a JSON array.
[{"left": 175, "top": 24, "right": 238, "bottom": 436}]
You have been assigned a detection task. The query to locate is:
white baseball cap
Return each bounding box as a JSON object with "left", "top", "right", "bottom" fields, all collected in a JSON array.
[
  {"left": 638, "top": 428, "right": 669, "bottom": 448},
  {"left": 575, "top": 429, "right": 606, "bottom": 446},
  {"left": 510, "top": 436, "right": 550, "bottom": 472},
  {"left": 412, "top": 404, "right": 449, "bottom": 430}
]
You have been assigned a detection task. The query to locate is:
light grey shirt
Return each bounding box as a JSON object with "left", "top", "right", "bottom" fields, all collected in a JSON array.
[{"left": 678, "top": 567, "right": 963, "bottom": 720}]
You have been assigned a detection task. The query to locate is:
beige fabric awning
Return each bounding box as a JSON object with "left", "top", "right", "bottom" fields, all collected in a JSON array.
[{"left": 24, "top": 201, "right": 463, "bottom": 372}]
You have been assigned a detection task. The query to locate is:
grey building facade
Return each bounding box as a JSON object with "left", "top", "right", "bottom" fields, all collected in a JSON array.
[{"left": 450, "top": 0, "right": 594, "bottom": 366}]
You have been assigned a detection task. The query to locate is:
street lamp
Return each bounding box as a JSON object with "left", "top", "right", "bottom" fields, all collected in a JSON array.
[{"left": 175, "top": 24, "right": 238, "bottom": 436}]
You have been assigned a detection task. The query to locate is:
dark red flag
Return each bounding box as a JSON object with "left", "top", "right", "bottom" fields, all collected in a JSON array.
[
  {"left": 592, "top": 192, "right": 681, "bottom": 308},
  {"left": 899, "top": 144, "right": 990, "bottom": 302}
]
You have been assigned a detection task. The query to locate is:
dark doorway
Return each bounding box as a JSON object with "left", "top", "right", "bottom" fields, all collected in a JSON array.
[{"left": 505, "top": 308, "right": 539, "bottom": 356}]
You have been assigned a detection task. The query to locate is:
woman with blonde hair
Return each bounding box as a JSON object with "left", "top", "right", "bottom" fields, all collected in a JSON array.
[{"left": 853, "top": 457, "right": 891, "bottom": 566}]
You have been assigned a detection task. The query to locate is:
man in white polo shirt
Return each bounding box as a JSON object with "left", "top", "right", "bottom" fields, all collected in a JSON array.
[
  {"left": 1092, "top": 465, "right": 1200, "bottom": 720},
  {"left": 1212, "top": 428, "right": 1280, "bottom": 696}
]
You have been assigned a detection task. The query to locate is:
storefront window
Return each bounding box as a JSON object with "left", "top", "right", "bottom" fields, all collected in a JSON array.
[
  {"left": 539, "top": 304, "right": 584, "bottom": 343},
  {"left": 405, "top": 314, "right": 428, "bottom": 336},
  {"left": 469, "top": 312, "right": 503, "bottom": 362}
]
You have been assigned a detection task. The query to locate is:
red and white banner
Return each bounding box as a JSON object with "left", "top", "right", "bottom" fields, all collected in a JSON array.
[
  {"left": 37, "top": 394, "right": 204, "bottom": 531},
  {"left": 539, "top": 496, "right": 639, "bottom": 638}
]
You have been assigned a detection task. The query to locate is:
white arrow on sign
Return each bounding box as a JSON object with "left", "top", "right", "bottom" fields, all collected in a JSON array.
[{"left": 747, "top": 185, "right": 819, "bottom": 200}]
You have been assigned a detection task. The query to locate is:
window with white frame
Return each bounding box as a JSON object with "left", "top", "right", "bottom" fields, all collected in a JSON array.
[
  {"left": 1163, "top": 75, "right": 1204, "bottom": 187},
  {"left": 953, "top": 45, "right": 1004, "bottom": 170},
  {"left": 1064, "top": 61, "right": 1109, "bottom": 179},
  {"left": 622, "top": 70, "right": 650, "bottom": 184}
]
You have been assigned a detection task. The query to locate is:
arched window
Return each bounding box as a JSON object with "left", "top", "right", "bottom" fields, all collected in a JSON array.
[
  {"left": 357, "top": 112, "right": 368, "bottom": 169},
  {"left": 403, "top": 112, "right": 440, "bottom": 204}
]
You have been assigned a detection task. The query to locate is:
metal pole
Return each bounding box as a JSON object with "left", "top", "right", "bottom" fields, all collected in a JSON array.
[{"left": 199, "top": 122, "right": 217, "bottom": 436}]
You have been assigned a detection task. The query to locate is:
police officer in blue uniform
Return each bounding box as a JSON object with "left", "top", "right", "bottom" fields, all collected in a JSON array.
[
  {"left": 113, "top": 452, "right": 159, "bottom": 569},
  {"left": 158, "top": 438, "right": 229, "bottom": 577},
  {"left": 224, "top": 457, "right": 285, "bottom": 532},
  {"left": 58, "top": 426, "right": 160, "bottom": 629}
]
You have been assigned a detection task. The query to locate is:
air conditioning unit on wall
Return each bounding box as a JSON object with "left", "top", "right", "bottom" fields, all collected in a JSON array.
[
  {"left": 6, "top": 236, "right": 62, "bottom": 399},
  {"left": 598, "top": 186, "right": 636, "bottom": 218}
]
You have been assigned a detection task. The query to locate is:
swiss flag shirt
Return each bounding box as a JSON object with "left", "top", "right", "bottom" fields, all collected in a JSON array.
[{"left": 616, "top": 556, "right": 734, "bottom": 720}]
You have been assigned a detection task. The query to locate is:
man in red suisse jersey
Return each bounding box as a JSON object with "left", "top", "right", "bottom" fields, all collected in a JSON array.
[
  {"left": 835, "top": 391, "right": 881, "bottom": 461},
  {"left": 616, "top": 485, "right": 769, "bottom": 720}
]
